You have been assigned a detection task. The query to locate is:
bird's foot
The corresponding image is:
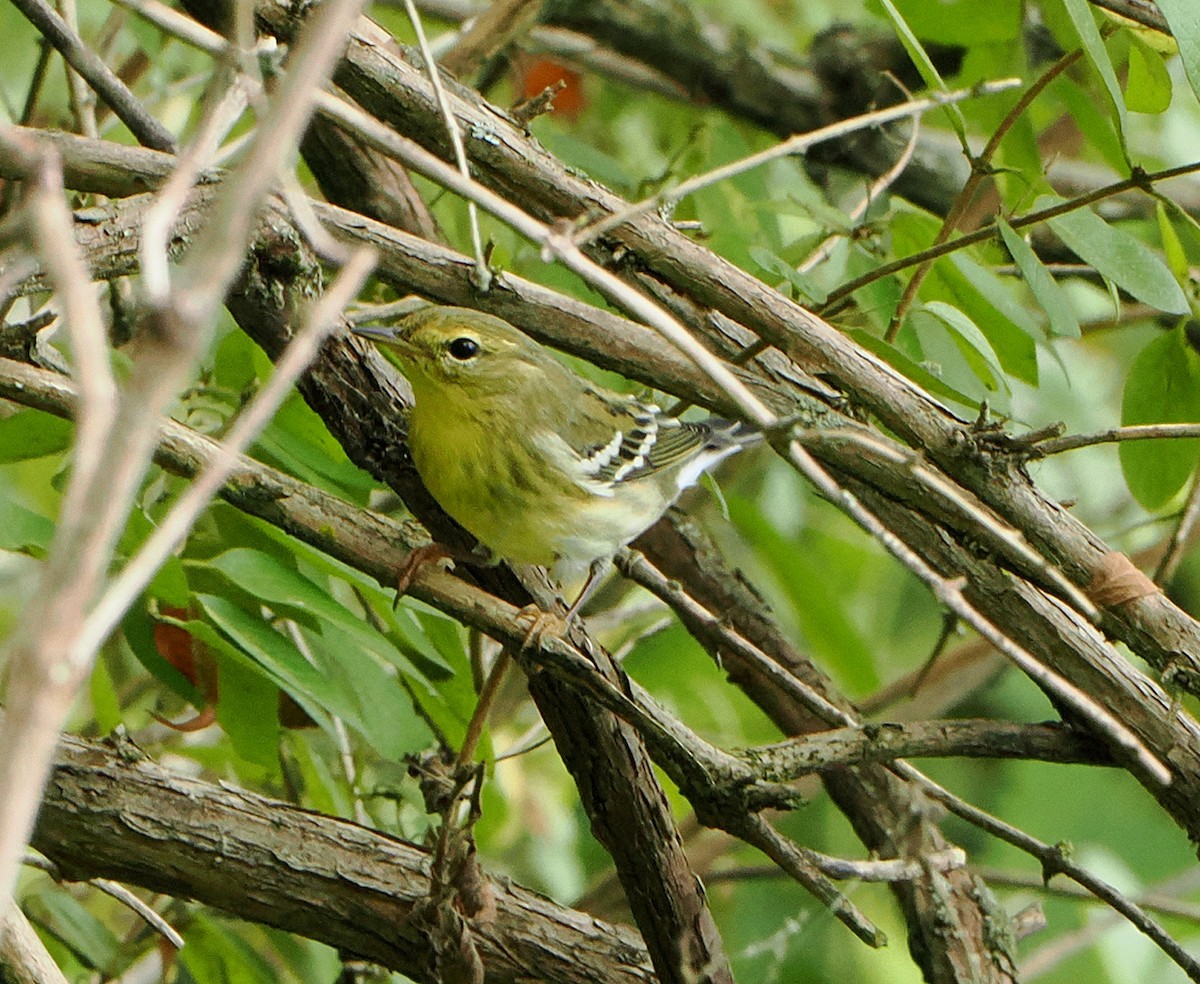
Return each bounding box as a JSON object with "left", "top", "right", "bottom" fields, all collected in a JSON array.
[
  {"left": 514, "top": 604, "right": 572, "bottom": 652},
  {"left": 394, "top": 543, "right": 457, "bottom": 604}
]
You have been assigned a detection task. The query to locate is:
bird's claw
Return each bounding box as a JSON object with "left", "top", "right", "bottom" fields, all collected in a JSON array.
[
  {"left": 514, "top": 604, "right": 571, "bottom": 652},
  {"left": 393, "top": 543, "right": 456, "bottom": 607}
]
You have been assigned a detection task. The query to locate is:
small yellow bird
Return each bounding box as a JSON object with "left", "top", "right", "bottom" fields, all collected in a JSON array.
[{"left": 353, "top": 305, "right": 756, "bottom": 618}]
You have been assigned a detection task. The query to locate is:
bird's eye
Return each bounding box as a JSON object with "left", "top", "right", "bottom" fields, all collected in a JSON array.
[{"left": 448, "top": 337, "right": 480, "bottom": 361}]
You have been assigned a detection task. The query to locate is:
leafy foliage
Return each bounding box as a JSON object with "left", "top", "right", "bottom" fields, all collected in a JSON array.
[{"left": 2, "top": 0, "right": 1200, "bottom": 981}]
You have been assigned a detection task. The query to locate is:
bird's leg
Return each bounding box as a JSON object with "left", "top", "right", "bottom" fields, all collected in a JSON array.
[
  {"left": 565, "top": 556, "right": 610, "bottom": 623},
  {"left": 516, "top": 557, "right": 610, "bottom": 651}
]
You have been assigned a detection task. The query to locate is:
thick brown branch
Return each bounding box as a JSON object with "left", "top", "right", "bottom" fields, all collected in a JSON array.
[{"left": 33, "top": 735, "right": 656, "bottom": 984}]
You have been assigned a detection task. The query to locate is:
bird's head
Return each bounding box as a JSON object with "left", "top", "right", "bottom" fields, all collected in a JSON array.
[{"left": 353, "top": 305, "right": 559, "bottom": 401}]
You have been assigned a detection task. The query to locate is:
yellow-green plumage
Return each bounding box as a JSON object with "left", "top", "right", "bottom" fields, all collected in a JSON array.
[{"left": 353, "top": 305, "right": 752, "bottom": 577}]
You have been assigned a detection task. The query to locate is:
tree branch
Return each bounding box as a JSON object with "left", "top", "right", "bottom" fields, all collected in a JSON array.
[{"left": 32, "top": 734, "right": 657, "bottom": 984}]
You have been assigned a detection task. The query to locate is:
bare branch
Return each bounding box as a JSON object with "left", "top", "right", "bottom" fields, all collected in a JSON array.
[
  {"left": 33, "top": 734, "right": 656, "bottom": 984},
  {"left": 8, "top": 0, "right": 176, "bottom": 150},
  {"left": 1026, "top": 422, "right": 1200, "bottom": 457},
  {"left": 574, "top": 78, "right": 1021, "bottom": 247},
  {"left": 439, "top": 0, "right": 543, "bottom": 78},
  {"left": 0, "top": 901, "right": 71, "bottom": 984},
  {"left": 403, "top": 0, "right": 490, "bottom": 288}
]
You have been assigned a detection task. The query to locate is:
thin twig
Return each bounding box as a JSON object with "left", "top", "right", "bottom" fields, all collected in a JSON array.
[
  {"left": 0, "top": 137, "right": 116, "bottom": 905},
  {"left": 803, "top": 426, "right": 1099, "bottom": 619},
  {"left": 16, "top": 135, "right": 118, "bottom": 534},
  {"left": 403, "top": 0, "right": 491, "bottom": 290},
  {"left": 76, "top": 247, "right": 376, "bottom": 660},
  {"left": 976, "top": 865, "right": 1200, "bottom": 924},
  {"left": 615, "top": 548, "right": 847, "bottom": 726},
  {"left": 731, "top": 814, "right": 884, "bottom": 946},
  {"left": 57, "top": 0, "right": 100, "bottom": 139},
  {"left": 1028, "top": 422, "right": 1200, "bottom": 457},
  {"left": 894, "top": 761, "right": 1200, "bottom": 980},
  {"left": 18, "top": 39, "right": 54, "bottom": 126},
  {"left": 796, "top": 110, "right": 921, "bottom": 275},
  {"left": 23, "top": 854, "right": 185, "bottom": 950},
  {"left": 1155, "top": 470, "right": 1200, "bottom": 585},
  {"left": 8, "top": 0, "right": 175, "bottom": 151},
  {"left": 92, "top": 879, "right": 186, "bottom": 949},
  {"left": 109, "top": 0, "right": 227, "bottom": 50},
  {"left": 575, "top": 78, "right": 1021, "bottom": 247},
  {"left": 140, "top": 68, "right": 253, "bottom": 303},
  {"left": 822, "top": 159, "right": 1200, "bottom": 311},
  {"left": 457, "top": 649, "right": 512, "bottom": 766},
  {"left": 439, "top": 0, "right": 543, "bottom": 78},
  {"left": 884, "top": 48, "right": 1082, "bottom": 341}
]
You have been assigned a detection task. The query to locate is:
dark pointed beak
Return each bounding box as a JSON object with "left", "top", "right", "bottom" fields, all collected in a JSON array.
[{"left": 350, "top": 323, "right": 399, "bottom": 342}]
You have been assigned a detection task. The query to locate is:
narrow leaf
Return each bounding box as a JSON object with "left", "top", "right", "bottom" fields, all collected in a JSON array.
[
  {"left": 875, "top": 0, "right": 967, "bottom": 146},
  {"left": 1156, "top": 0, "right": 1200, "bottom": 107},
  {"left": 847, "top": 329, "right": 980, "bottom": 409},
  {"left": 1044, "top": 199, "right": 1189, "bottom": 314},
  {"left": 942, "top": 253, "right": 1040, "bottom": 384},
  {"left": 1157, "top": 201, "right": 1190, "bottom": 283},
  {"left": 1125, "top": 31, "right": 1173, "bottom": 113},
  {"left": 998, "top": 218, "right": 1081, "bottom": 337},
  {"left": 921, "top": 301, "right": 1010, "bottom": 394},
  {"left": 1061, "top": 0, "right": 1129, "bottom": 155},
  {"left": 1120, "top": 327, "right": 1200, "bottom": 509},
  {"left": 207, "top": 548, "right": 423, "bottom": 678}
]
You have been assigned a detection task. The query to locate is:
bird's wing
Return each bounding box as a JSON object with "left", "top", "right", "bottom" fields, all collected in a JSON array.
[{"left": 575, "top": 396, "right": 737, "bottom": 487}]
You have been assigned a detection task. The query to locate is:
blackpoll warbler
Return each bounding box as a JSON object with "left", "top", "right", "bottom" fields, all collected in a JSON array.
[{"left": 353, "top": 305, "right": 756, "bottom": 618}]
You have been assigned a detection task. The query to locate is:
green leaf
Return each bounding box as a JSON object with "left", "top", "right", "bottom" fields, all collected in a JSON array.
[
  {"left": 254, "top": 395, "right": 376, "bottom": 501},
  {"left": 1044, "top": 198, "right": 1189, "bottom": 314},
  {"left": 875, "top": 0, "right": 967, "bottom": 146},
  {"left": 846, "top": 329, "right": 980, "bottom": 410},
  {"left": 1124, "top": 31, "right": 1173, "bottom": 113},
  {"left": 215, "top": 649, "right": 282, "bottom": 771},
  {"left": 1156, "top": 0, "right": 1200, "bottom": 107},
  {"left": 25, "top": 890, "right": 122, "bottom": 975},
  {"left": 205, "top": 548, "right": 423, "bottom": 679},
  {"left": 180, "top": 601, "right": 328, "bottom": 708},
  {"left": 867, "top": 0, "right": 1020, "bottom": 44},
  {"left": 148, "top": 554, "right": 191, "bottom": 608},
  {"left": 192, "top": 586, "right": 426, "bottom": 760},
  {"left": 180, "top": 913, "right": 284, "bottom": 984},
  {"left": 918, "top": 301, "right": 1010, "bottom": 395},
  {"left": 1060, "top": 0, "right": 1128, "bottom": 156},
  {"left": 748, "top": 245, "right": 828, "bottom": 304},
  {"left": 0, "top": 498, "right": 54, "bottom": 555},
  {"left": 1120, "top": 327, "right": 1200, "bottom": 509},
  {"left": 0, "top": 409, "right": 71, "bottom": 462},
  {"left": 998, "top": 218, "right": 1081, "bottom": 338},
  {"left": 89, "top": 656, "right": 123, "bottom": 734},
  {"left": 942, "top": 253, "right": 1040, "bottom": 384},
  {"left": 282, "top": 730, "right": 356, "bottom": 819},
  {"left": 1156, "top": 200, "right": 1190, "bottom": 283}
]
